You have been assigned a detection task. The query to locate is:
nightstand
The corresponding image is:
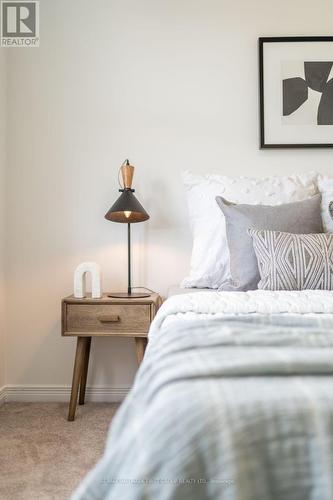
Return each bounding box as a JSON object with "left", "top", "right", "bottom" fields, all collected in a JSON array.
[{"left": 62, "top": 292, "right": 161, "bottom": 421}]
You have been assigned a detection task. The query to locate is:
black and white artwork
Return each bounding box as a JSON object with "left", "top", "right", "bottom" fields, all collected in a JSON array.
[
  {"left": 282, "top": 61, "right": 333, "bottom": 125},
  {"left": 260, "top": 37, "right": 333, "bottom": 148}
]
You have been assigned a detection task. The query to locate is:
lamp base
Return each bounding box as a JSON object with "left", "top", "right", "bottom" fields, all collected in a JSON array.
[{"left": 108, "top": 292, "right": 151, "bottom": 299}]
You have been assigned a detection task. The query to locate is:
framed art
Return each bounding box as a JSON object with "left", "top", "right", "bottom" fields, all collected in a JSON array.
[{"left": 259, "top": 37, "right": 333, "bottom": 148}]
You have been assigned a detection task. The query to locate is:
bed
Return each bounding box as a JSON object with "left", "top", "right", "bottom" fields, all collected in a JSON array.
[
  {"left": 73, "top": 171, "right": 333, "bottom": 499},
  {"left": 73, "top": 290, "right": 333, "bottom": 500}
]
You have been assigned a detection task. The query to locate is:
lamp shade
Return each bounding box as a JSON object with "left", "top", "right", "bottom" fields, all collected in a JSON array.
[{"left": 105, "top": 189, "right": 149, "bottom": 223}]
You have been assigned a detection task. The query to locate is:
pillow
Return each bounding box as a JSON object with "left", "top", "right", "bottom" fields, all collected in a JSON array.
[
  {"left": 181, "top": 171, "right": 319, "bottom": 289},
  {"left": 249, "top": 229, "right": 333, "bottom": 291},
  {"left": 216, "top": 194, "right": 323, "bottom": 291},
  {"left": 318, "top": 175, "right": 333, "bottom": 232}
]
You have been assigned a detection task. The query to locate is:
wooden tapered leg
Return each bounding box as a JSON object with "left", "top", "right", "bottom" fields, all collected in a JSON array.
[
  {"left": 68, "top": 337, "right": 87, "bottom": 421},
  {"left": 135, "top": 337, "right": 148, "bottom": 365},
  {"left": 79, "top": 337, "right": 91, "bottom": 405}
]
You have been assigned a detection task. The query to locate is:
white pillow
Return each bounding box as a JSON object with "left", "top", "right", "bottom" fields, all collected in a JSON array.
[
  {"left": 181, "top": 170, "right": 319, "bottom": 289},
  {"left": 318, "top": 176, "right": 333, "bottom": 232}
]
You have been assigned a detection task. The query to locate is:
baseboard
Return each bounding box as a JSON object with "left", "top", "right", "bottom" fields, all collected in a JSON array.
[
  {"left": 1, "top": 385, "right": 130, "bottom": 403},
  {"left": 0, "top": 386, "right": 6, "bottom": 406}
]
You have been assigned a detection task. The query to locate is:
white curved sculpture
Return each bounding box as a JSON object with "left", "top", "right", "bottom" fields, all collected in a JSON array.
[{"left": 74, "top": 262, "right": 102, "bottom": 299}]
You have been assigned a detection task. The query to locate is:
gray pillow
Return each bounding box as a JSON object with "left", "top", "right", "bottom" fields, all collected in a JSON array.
[
  {"left": 248, "top": 229, "right": 333, "bottom": 291},
  {"left": 215, "top": 194, "right": 323, "bottom": 291}
]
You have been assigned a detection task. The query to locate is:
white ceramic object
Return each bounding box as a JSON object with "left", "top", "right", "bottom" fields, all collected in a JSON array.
[{"left": 74, "top": 262, "right": 102, "bottom": 299}]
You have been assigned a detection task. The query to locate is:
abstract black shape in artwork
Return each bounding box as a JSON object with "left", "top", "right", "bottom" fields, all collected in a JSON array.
[
  {"left": 283, "top": 77, "right": 308, "bottom": 116},
  {"left": 304, "top": 62, "right": 333, "bottom": 92},
  {"left": 282, "top": 60, "right": 333, "bottom": 124},
  {"left": 318, "top": 79, "right": 333, "bottom": 125}
]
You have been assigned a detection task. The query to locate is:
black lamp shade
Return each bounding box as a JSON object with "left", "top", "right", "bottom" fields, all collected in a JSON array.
[{"left": 104, "top": 189, "right": 149, "bottom": 223}]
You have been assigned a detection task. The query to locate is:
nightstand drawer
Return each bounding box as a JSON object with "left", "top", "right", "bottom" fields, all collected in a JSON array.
[{"left": 65, "top": 304, "right": 150, "bottom": 334}]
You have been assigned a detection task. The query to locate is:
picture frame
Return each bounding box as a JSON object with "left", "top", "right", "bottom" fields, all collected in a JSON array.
[{"left": 259, "top": 36, "right": 333, "bottom": 148}]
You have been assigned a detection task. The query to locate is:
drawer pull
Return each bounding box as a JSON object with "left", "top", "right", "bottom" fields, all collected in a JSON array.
[{"left": 98, "top": 315, "right": 120, "bottom": 323}]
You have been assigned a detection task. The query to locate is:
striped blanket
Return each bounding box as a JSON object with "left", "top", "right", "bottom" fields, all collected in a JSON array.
[{"left": 73, "top": 312, "right": 333, "bottom": 500}]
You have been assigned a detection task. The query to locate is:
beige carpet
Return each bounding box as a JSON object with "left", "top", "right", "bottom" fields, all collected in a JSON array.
[{"left": 0, "top": 402, "right": 119, "bottom": 500}]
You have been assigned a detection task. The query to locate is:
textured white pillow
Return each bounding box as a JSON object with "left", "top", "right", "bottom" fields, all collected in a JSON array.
[
  {"left": 181, "top": 170, "right": 319, "bottom": 289},
  {"left": 318, "top": 176, "right": 333, "bottom": 232}
]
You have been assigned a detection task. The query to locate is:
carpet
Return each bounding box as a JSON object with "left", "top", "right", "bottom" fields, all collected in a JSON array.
[{"left": 0, "top": 402, "right": 119, "bottom": 500}]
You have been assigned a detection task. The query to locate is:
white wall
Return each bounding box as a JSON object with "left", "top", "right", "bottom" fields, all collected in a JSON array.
[
  {"left": 5, "top": 0, "right": 333, "bottom": 392},
  {"left": 0, "top": 50, "right": 6, "bottom": 391}
]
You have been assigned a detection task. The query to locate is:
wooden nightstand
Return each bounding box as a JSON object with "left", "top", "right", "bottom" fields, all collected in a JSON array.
[{"left": 62, "top": 292, "right": 161, "bottom": 421}]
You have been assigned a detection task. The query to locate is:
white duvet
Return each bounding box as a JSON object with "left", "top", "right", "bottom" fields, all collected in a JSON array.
[{"left": 150, "top": 290, "right": 333, "bottom": 334}]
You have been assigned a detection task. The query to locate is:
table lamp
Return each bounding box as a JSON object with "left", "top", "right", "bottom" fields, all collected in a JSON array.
[{"left": 105, "top": 160, "right": 150, "bottom": 298}]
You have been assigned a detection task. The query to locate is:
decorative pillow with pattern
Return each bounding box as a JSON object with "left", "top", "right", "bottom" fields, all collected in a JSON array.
[
  {"left": 216, "top": 194, "right": 323, "bottom": 291},
  {"left": 248, "top": 229, "right": 333, "bottom": 291}
]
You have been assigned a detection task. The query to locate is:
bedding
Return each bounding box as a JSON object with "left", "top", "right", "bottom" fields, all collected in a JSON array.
[
  {"left": 216, "top": 194, "right": 323, "bottom": 291},
  {"left": 249, "top": 229, "right": 333, "bottom": 291},
  {"left": 73, "top": 290, "right": 333, "bottom": 500},
  {"left": 181, "top": 170, "right": 319, "bottom": 289},
  {"left": 318, "top": 175, "right": 333, "bottom": 232},
  {"left": 167, "top": 285, "right": 214, "bottom": 297},
  {"left": 156, "top": 289, "right": 333, "bottom": 328}
]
